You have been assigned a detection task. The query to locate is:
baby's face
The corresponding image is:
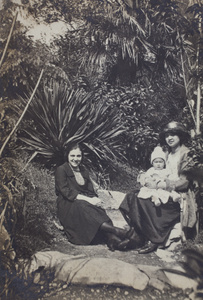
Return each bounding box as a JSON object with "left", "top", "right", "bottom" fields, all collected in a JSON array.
[{"left": 152, "top": 158, "right": 165, "bottom": 170}]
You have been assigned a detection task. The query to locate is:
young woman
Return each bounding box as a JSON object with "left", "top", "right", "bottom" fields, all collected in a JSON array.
[
  {"left": 55, "top": 143, "right": 133, "bottom": 251},
  {"left": 119, "top": 121, "right": 197, "bottom": 253}
]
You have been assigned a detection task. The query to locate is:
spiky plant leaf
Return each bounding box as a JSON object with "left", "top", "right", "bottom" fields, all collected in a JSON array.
[{"left": 16, "top": 80, "right": 125, "bottom": 171}]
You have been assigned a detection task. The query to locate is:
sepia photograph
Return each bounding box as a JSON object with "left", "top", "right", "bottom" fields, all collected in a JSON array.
[{"left": 0, "top": 0, "right": 202, "bottom": 299}]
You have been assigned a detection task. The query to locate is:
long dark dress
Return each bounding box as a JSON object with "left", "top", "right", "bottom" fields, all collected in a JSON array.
[
  {"left": 55, "top": 162, "right": 111, "bottom": 245},
  {"left": 119, "top": 189, "right": 180, "bottom": 245}
]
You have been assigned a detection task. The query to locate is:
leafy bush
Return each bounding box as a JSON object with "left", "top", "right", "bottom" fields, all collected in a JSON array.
[
  {"left": 14, "top": 159, "right": 56, "bottom": 258},
  {"left": 0, "top": 155, "right": 56, "bottom": 299},
  {"left": 15, "top": 80, "right": 125, "bottom": 173},
  {"left": 99, "top": 83, "right": 185, "bottom": 168}
]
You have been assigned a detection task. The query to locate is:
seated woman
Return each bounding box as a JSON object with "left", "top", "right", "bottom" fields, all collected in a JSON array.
[
  {"left": 119, "top": 121, "right": 197, "bottom": 254},
  {"left": 55, "top": 142, "right": 133, "bottom": 251}
]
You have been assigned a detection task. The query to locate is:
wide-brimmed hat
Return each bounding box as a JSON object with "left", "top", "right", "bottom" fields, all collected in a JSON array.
[{"left": 159, "top": 121, "right": 190, "bottom": 143}]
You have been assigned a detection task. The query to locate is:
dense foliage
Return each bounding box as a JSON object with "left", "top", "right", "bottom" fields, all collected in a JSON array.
[
  {"left": 0, "top": 0, "right": 202, "bottom": 298},
  {"left": 0, "top": 1, "right": 202, "bottom": 146},
  {"left": 1, "top": 0, "right": 200, "bottom": 166}
]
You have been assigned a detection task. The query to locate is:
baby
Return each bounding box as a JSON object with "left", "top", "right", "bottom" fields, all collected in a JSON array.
[{"left": 137, "top": 146, "right": 181, "bottom": 206}]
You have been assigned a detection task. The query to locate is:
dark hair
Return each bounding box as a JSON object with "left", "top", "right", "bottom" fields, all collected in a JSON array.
[
  {"left": 159, "top": 121, "right": 190, "bottom": 146},
  {"left": 64, "top": 142, "right": 83, "bottom": 162},
  {"left": 162, "top": 131, "right": 186, "bottom": 146}
]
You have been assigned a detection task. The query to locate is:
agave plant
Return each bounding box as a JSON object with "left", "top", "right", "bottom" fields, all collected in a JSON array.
[{"left": 16, "top": 80, "right": 125, "bottom": 171}]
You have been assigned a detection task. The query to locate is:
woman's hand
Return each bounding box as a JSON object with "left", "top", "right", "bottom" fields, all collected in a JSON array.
[
  {"left": 87, "top": 196, "right": 102, "bottom": 206},
  {"left": 76, "top": 194, "right": 102, "bottom": 206}
]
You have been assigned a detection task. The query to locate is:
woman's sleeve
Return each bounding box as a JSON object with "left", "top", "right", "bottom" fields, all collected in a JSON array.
[
  {"left": 55, "top": 167, "right": 78, "bottom": 202},
  {"left": 166, "top": 176, "right": 189, "bottom": 192},
  {"left": 166, "top": 151, "right": 190, "bottom": 192}
]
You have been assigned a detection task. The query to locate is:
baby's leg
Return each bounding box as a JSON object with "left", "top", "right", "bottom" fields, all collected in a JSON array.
[
  {"left": 157, "top": 190, "right": 170, "bottom": 204},
  {"left": 171, "top": 191, "right": 181, "bottom": 203},
  {"left": 151, "top": 195, "right": 161, "bottom": 206}
]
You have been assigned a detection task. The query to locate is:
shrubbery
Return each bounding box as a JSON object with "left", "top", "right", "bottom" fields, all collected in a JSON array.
[{"left": 0, "top": 0, "right": 202, "bottom": 298}]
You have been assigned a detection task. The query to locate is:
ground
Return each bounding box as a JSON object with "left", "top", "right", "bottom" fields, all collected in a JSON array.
[
  {"left": 43, "top": 284, "right": 189, "bottom": 300},
  {"left": 33, "top": 207, "right": 200, "bottom": 300}
]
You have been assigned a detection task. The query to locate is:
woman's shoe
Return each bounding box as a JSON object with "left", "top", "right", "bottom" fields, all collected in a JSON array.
[
  {"left": 115, "top": 226, "right": 135, "bottom": 240},
  {"left": 116, "top": 228, "right": 140, "bottom": 251},
  {"left": 126, "top": 227, "right": 135, "bottom": 239},
  {"left": 107, "top": 234, "right": 123, "bottom": 252},
  {"left": 138, "top": 242, "right": 158, "bottom": 254},
  {"left": 117, "top": 238, "right": 131, "bottom": 251},
  {"left": 114, "top": 227, "right": 129, "bottom": 239},
  {"left": 136, "top": 241, "right": 150, "bottom": 252}
]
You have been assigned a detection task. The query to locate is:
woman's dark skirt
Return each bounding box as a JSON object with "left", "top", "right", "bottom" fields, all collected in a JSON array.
[
  {"left": 57, "top": 196, "right": 111, "bottom": 245},
  {"left": 119, "top": 190, "right": 180, "bottom": 245}
]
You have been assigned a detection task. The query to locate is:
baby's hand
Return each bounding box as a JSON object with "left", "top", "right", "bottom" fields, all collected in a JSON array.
[
  {"left": 137, "top": 172, "right": 146, "bottom": 186},
  {"left": 144, "top": 178, "right": 157, "bottom": 189},
  {"left": 78, "top": 195, "right": 102, "bottom": 206},
  {"left": 151, "top": 174, "right": 160, "bottom": 180},
  {"left": 157, "top": 181, "right": 166, "bottom": 190}
]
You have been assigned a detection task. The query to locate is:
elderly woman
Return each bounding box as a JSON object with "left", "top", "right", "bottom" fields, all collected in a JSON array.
[
  {"left": 119, "top": 121, "right": 197, "bottom": 253},
  {"left": 55, "top": 142, "right": 132, "bottom": 251}
]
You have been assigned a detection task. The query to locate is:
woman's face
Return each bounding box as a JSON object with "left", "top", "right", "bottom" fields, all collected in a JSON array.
[
  {"left": 68, "top": 148, "right": 82, "bottom": 168},
  {"left": 165, "top": 133, "right": 180, "bottom": 149}
]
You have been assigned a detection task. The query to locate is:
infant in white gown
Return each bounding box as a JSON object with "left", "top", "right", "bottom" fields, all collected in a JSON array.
[{"left": 138, "top": 146, "right": 181, "bottom": 206}]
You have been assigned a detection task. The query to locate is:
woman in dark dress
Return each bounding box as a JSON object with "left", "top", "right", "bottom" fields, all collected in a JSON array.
[
  {"left": 119, "top": 121, "right": 196, "bottom": 253},
  {"left": 55, "top": 142, "right": 132, "bottom": 251}
]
